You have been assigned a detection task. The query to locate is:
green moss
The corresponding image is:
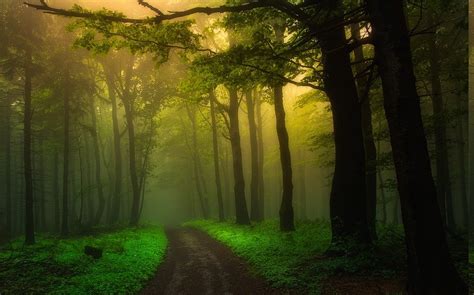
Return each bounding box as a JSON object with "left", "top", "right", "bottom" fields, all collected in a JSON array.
[
  {"left": 185, "top": 219, "right": 406, "bottom": 294},
  {"left": 0, "top": 226, "right": 167, "bottom": 294}
]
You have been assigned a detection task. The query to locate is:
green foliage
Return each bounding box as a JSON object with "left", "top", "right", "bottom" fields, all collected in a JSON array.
[
  {"left": 0, "top": 226, "right": 167, "bottom": 294},
  {"left": 185, "top": 220, "right": 406, "bottom": 294}
]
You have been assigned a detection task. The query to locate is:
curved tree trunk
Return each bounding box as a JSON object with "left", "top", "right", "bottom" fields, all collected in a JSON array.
[
  {"left": 228, "top": 88, "right": 250, "bottom": 225},
  {"left": 210, "top": 91, "right": 225, "bottom": 221},
  {"left": 367, "top": 0, "right": 467, "bottom": 292},
  {"left": 273, "top": 85, "right": 295, "bottom": 232},
  {"left": 246, "top": 90, "right": 260, "bottom": 222},
  {"left": 124, "top": 101, "right": 140, "bottom": 226}
]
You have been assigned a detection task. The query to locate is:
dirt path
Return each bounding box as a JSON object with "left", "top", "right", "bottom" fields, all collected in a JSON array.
[{"left": 141, "top": 227, "right": 285, "bottom": 295}]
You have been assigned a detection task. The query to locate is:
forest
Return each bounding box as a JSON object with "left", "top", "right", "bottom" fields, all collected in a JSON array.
[{"left": 0, "top": 0, "right": 471, "bottom": 294}]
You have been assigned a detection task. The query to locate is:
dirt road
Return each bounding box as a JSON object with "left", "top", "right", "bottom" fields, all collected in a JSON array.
[{"left": 141, "top": 227, "right": 284, "bottom": 295}]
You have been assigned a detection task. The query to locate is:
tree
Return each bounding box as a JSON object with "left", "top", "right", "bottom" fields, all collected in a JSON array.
[{"left": 366, "top": 0, "right": 467, "bottom": 292}]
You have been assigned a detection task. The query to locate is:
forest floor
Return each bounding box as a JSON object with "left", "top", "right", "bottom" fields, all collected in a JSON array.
[
  {"left": 184, "top": 220, "right": 409, "bottom": 295},
  {"left": 141, "top": 227, "right": 285, "bottom": 294},
  {"left": 0, "top": 226, "right": 167, "bottom": 294}
]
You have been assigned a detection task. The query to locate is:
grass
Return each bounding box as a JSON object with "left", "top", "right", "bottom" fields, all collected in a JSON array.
[
  {"left": 185, "top": 219, "right": 407, "bottom": 294},
  {"left": 0, "top": 226, "right": 167, "bottom": 294}
]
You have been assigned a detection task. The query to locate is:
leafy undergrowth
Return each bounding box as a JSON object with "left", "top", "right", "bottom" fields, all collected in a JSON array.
[
  {"left": 0, "top": 226, "right": 167, "bottom": 294},
  {"left": 185, "top": 219, "right": 406, "bottom": 294}
]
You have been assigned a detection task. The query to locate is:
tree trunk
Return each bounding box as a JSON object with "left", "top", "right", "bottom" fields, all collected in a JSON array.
[
  {"left": 428, "top": 23, "right": 454, "bottom": 229},
  {"left": 53, "top": 149, "right": 60, "bottom": 232},
  {"left": 5, "top": 99, "right": 12, "bottom": 235},
  {"left": 455, "top": 97, "right": 468, "bottom": 229},
  {"left": 298, "top": 149, "right": 307, "bottom": 220},
  {"left": 351, "top": 23, "right": 377, "bottom": 240},
  {"left": 24, "top": 49, "right": 35, "bottom": 245},
  {"left": 228, "top": 88, "right": 250, "bottom": 225},
  {"left": 210, "top": 91, "right": 225, "bottom": 221},
  {"left": 255, "top": 91, "right": 265, "bottom": 221},
  {"left": 245, "top": 90, "right": 260, "bottom": 222},
  {"left": 124, "top": 101, "right": 140, "bottom": 226},
  {"left": 367, "top": 0, "right": 467, "bottom": 292},
  {"left": 90, "top": 96, "right": 105, "bottom": 225},
  {"left": 186, "top": 104, "right": 209, "bottom": 218},
  {"left": 61, "top": 72, "right": 70, "bottom": 236},
  {"left": 316, "top": 10, "right": 370, "bottom": 245},
  {"left": 105, "top": 70, "right": 122, "bottom": 225},
  {"left": 273, "top": 86, "right": 295, "bottom": 231}
]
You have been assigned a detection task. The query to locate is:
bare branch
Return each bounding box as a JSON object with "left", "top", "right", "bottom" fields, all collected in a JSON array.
[{"left": 137, "top": 0, "right": 164, "bottom": 15}]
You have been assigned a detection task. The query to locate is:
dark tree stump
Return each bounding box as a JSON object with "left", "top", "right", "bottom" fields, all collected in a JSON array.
[{"left": 84, "top": 246, "right": 103, "bottom": 259}]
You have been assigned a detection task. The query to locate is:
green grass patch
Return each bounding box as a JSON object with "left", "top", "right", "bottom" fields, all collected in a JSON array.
[
  {"left": 185, "top": 219, "right": 406, "bottom": 294},
  {"left": 0, "top": 226, "right": 167, "bottom": 294}
]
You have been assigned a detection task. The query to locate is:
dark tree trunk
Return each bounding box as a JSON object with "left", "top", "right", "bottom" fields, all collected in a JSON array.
[
  {"left": 367, "top": 0, "right": 467, "bottom": 293},
  {"left": 210, "top": 91, "right": 225, "bottom": 221},
  {"left": 53, "top": 149, "right": 60, "bottom": 232},
  {"left": 273, "top": 86, "right": 295, "bottom": 232},
  {"left": 24, "top": 49, "right": 35, "bottom": 245},
  {"left": 255, "top": 91, "right": 265, "bottom": 220},
  {"left": 428, "top": 24, "right": 454, "bottom": 229},
  {"left": 245, "top": 90, "right": 260, "bottom": 222},
  {"left": 5, "top": 99, "right": 12, "bottom": 235},
  {"left": 456, "top": 98, "right": 468, "bottom": 229},
  {"left": 376, "top": 122, "right": 387, "bottom": 224},
  {"left": 228, "top": 88, "right": 250, "bottom": 225},
  {"left": 298, "top": 149, "right": 307, "bottom": 220},
  {"left": 351, "top": 23, "right": 377, "bottom": 240},
  {"left": 316, "top": 12, "right": 370, "bottom": 245},
  {"left": 90, "top": 96, "right": 105, "bottom": 225},
  {"left": 105, "top": 70, "right": 122, "bottom": 225},
  {"left": 61, "top": 73, "right": 70, "bottom": 237}
]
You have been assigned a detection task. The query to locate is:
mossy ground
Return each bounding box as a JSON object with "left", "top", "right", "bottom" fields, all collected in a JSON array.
[
  {"left": 0, "top": 226, "right": 167, "bottom": 294},
  {"left": 185, "top": 219, "right": 407, "bottom": 294}
]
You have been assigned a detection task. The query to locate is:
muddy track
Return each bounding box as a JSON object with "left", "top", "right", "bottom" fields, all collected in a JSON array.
[{"left": 141, "top": 227, "right": 287, "bottom": 295}]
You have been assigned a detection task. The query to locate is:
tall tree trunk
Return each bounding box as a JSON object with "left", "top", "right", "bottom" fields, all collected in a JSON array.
[
  {"left": 123, "top": 100, "right": 140, "bottom": 226},
  {"left": 376, "top": 123, "right": 387, "bottom": 224},
  {"left": 245, "top": 90, "right": 260, "bottom": 222},
  {"left": 5, "top": 99, "right": 12, "bottom": 235},
  {"left": 105, "top": 70, "right": 122, "bottom": 225},
  {"left": 456, "top": 97, "right": 468, "bottom": 229},
  {"left": 316, "top": 7, "right": 370, "bottom": 245},
  {"left": 78, "top": 135, "right": 85, "bottom": 225},
  {"left": 228, "top": 88, "right": 250, "bottom": 225},
  {"left": 367, "top": 0, "right": 467, "bottom": 292},
  {"left": 185, "top": 105, "right": 209, "bottom": 218},
  {"left": 61, "top": 73, "right": 70, "bottom": 236},
  {"left": 210, "top": 91, "right": 225, "bottom": 221},
  {"left": 38, "top": 140, "right": 46, "bottom": 231},
  {"left": 428, "top": 22, "right": 454, "bottom": 229},
  {"left": 273, "top": 85, "right": 295, "bottom": 231},
  {"left": 90, "top": 96, "right": 105, "bottom": 225},
  {"left": 298, "top": 149, "right": 307, "bottom": 220},
  {"left": 24, "top": 49, "right": 35, "bottom": 245},
  {"left": 273, "top": 24, "right": 294, "bottom": 232},
  {"left": 255, "top": 91, "right": 265, "bottom": 221},
  {"left": 53, "top": 149, "right": 60, "bottom": 232},
  {"left": 351, "top": 23, "right": 377, "bottom": 240}
]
